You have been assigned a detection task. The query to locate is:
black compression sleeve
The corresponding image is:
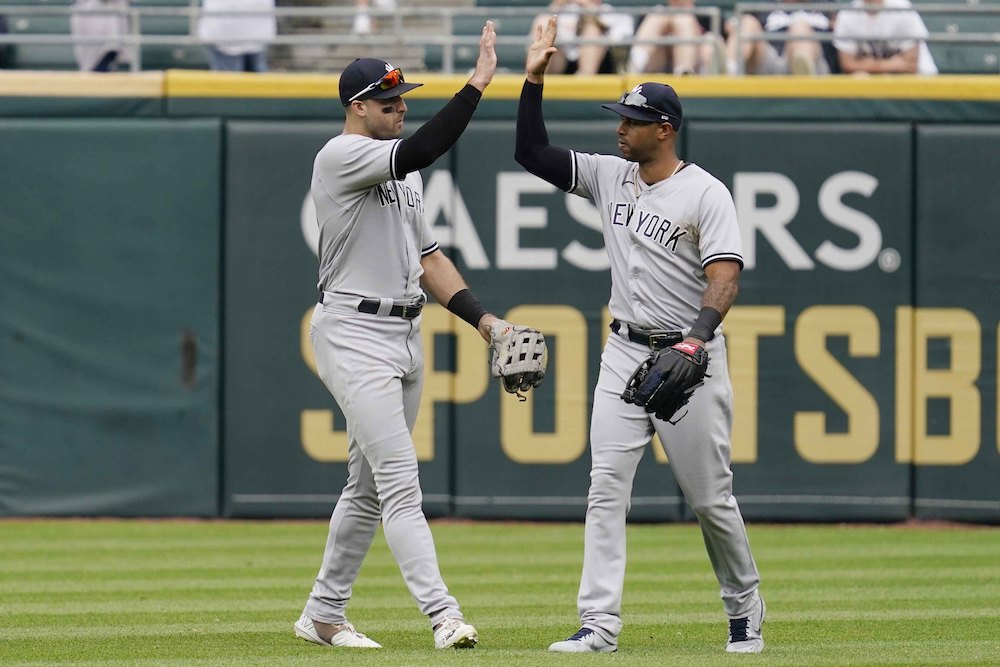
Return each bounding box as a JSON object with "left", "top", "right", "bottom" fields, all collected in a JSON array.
[
  {"left": 395, "top": 85, "right": 482, "bottom": 177},
  {"left": 447, "top": 288, "right": 489, "bottom": 329},
  {"left": 515, "top": 80, "right": 574, "bottom": 191}
]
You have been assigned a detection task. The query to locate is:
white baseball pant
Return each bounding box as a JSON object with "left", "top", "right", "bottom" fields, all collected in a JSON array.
[
  {"left": 303, "top": 295, "right": 463, "bottom": 628},
  {"left": 577, "top": 332, "right": 761, "bottom": 641}
]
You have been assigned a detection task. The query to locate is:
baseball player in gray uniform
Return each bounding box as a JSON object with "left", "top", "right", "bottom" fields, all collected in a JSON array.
[
  {"left": 515, "top": 17, "right": 765, "bottom": 654},
  {"left": 294, "top": 23, "right": 546, "bottom": 651}
]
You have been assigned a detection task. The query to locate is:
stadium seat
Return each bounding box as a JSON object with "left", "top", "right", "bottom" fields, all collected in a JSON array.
[
  {"left": 923, "top": 13, "right": 1000, "bottom": 74},
  {"left": 2, "top": 6, "right": 76, "bottom": 70},
  {"left": 140, "top": 43, "right": 209, "bottom": 70},
  {"left": 0, "top": 0, "right": 208, "bottom": 70},
  {"left": 425, "top": 13, "right": 535, "bottom": 73},
  {"left": 131, "top": 0, "right": 207, "bottom": 70},
  {"left": 0, "top": 0, "right": 71, "bottom": 5}
]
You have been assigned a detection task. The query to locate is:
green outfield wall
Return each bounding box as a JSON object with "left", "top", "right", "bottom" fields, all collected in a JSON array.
[
  {"left": 1, "top": 72, "right": 997, "bottom": 521},
  {"left": 0, "top": 117, "right": 221, "bottom": 516}
]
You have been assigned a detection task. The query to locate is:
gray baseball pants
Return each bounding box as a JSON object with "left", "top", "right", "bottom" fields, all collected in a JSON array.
[
  {"left": 578, "top": 332, "right": 760, "bottom": 641},
  {"left": 303, "top": 297, "right": 463, "bottom": 628}
]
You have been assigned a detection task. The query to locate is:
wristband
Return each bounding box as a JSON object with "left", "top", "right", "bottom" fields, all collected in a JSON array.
[
  {"left": 447, "top": 288, "right": 489, "bottom": 329},
  {"left": 687, "top": 307, "right": 722, "bottom": 343}
]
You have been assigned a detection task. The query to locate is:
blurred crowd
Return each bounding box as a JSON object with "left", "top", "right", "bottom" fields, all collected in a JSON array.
[
  {"left": 0, "top": 0, "right": 278, "bottom": 72},
  {"left": 534, "top": 0, "right": 940, "bottom": 76},
  {"left": 0, "top": 0, "right": 947, "bottom": 75}
]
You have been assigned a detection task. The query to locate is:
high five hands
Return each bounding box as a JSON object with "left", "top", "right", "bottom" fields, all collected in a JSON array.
[
  {"left": 468, "top": 20, "right": 498, "bottom": 92},
  {"left": 526, "top": 15, "right": 558, "bottom": 83}
]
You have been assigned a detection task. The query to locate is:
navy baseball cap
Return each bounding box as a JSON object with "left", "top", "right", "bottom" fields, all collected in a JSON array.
[
  {"left": 602, "top": 83, "right": 683, "bottom": 130},
  {"left": 339, "top": 58, "right": 423, "bottom": 106}
]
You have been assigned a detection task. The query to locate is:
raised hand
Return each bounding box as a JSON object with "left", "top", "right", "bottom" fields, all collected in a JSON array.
[
  {"left": 468, "top": 20, "right": 498, "bottom": 92},
  {"left": 526, "top": 15, "right": 559, "bottom": 83}
]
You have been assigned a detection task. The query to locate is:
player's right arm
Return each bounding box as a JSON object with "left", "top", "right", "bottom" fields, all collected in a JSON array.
[
  {"left": 393, "top": 21, "right": 497, "bottom": 177},
  {"left": 514, "top": 15, "right": 575, "bottom": 191}
]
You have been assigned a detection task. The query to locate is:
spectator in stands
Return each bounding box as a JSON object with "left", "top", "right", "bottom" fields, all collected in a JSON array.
[
  {"left": 70, "top": 0, "right": 132, "bottom": 72},
  {"left": 198, "top": 0, "right": 276, "bottom": 72},
  {"left": 353, "top": 0, "right": 396, "bottom": 36},
  {"left": 529, "top": 0, "right": 634, "bottom": 75},
  {"left": 724, "top": 0, "right": 837, "bottom": 75},
  {"left": 833, "top": 0, "right": 937, "bottom": 74},
  {"left": 628, "top": 0, "right": 719, "bottom": 76}
]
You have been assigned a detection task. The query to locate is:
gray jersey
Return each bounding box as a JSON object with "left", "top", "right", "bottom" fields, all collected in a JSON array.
[
  {"left": 312, "top": 133, "right": 439, "bottom": 299},
  {"left": 570, "top": 153, "right": 743, "bottom": 332},
  {"left": 304, "top": 131, "right": 466, "bottom": 632},
  {"left": 567, "top": 154, "right": 760, "bottom": 643}
]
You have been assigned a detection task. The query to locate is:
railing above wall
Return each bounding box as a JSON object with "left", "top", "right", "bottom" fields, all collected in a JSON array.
[
  {"left": 0, "top": 3, "right": 997, "bottom": 74},
  {"left": 0, "top": 4, "right": 723, "bottom": 73}
]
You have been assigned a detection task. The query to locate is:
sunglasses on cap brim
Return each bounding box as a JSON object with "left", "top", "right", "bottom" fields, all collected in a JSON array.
[
  {"left": 618, "top": 89, "right": 678, "bottom": 125},
  {"left": 348, "top": 68, "right": 405, "bottom": 103}
]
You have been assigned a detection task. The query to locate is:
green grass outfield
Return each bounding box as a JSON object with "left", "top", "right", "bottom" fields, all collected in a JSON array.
[{"left": 2, "top": 520, "right": 998, "bottom": 666}]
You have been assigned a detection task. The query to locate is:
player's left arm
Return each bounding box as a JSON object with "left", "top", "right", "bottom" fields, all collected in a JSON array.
[
  {"left": 684, "top": 260, "right": 740, "bottom": 346},
  {"left": 701, "top": 261, "right": 740, "bottom": 319},
  {"left": 394, "top": 21, "right": 496, "bottom": 177},
  {"left": 622, "top": 260, "right": 736, "bottom": 420},
  {"left": 685, "top": 181, "right": 744, "bottom": 347},
  {"left": 420, "top": 249, "right": 498, "bottom": 341}
]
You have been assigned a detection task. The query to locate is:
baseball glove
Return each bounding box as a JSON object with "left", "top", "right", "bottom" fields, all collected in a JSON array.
[
  {"left": 620, "top": 341, "right": 709, "bottom": 423},
  {"left": 489, "top": 319, "right": 548, "bottom": 400}
]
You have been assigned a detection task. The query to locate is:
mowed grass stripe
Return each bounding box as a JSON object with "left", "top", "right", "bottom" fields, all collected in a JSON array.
[
  {"left": 0, "top": 550, "right": 594, "bottom": 572},
  {"left": 6, "top": 581, "right": 1000, "bottom": 613},
  {"left": 6, "top": 537, "right": 999, "bottom": 561},
  {"left": 8, "top": 583, "right": 1000, "bottom": 615},
  {"left": 7, "top": 598, "right": 998, "bottom": 623},
  {"left": 5, "top": 562, "right": 998, "bottom": 589},
  {"left": 8, "top": 607, "right": 1000, "bottom": 634},
  {"left": 4, "top": 620, "right": 998, "bottom": 666},
  {"left": 7, "top": 551, "right": 998, "bottom": 577},
  {"left": 1, "top": 521, "right": 998, "bottom": 665}
]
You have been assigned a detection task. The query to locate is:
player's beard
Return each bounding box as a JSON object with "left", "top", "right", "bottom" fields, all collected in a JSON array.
[{"left": 619, "top": 141, "right": 648, "bottom": 163}]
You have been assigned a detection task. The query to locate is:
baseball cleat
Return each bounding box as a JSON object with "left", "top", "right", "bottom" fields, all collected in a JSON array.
[
  {"left": 548, "top": 627, "right": 618, "bottom": 653},
  {"left": 433, "top": 616, "right": 478, "bottom": 649},
  {"left": 294, "top": 614, "right": 382, "bottom": 648},
  {"left": 726, "top": 595, "right": 765, "bottom": 653}
]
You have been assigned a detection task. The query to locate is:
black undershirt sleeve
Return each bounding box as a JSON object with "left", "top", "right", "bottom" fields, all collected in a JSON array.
[
  {"left": 514, "top": 80, "right": 574, "bottom": 192},
  {"left": 394, "top": 84, "right": 482, "bottom": 177}
]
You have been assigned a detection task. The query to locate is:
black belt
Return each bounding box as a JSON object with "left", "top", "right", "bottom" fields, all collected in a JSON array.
[
  {"left": 358, "top": 298, "right": 423, "bottom": 319},
  {"left": 610, "top": 319, "right": 683, "bottom": 350},
  {"left": 318, "top": 292, "right": 423, "bottom": 319}
]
